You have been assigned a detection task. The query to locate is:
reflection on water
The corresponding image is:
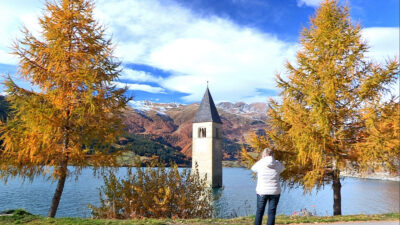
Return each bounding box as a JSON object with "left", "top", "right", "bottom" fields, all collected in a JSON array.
[{"left": 0, "top": 167, "right": 398, "bottom": 218}]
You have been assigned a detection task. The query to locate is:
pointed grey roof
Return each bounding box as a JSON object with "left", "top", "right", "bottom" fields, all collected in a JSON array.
[{"left": 193, "top": 88, "right": 222, "bottom": 124}]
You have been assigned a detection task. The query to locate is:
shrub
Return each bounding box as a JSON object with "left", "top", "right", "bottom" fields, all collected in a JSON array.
[
  {"left": 0, "top": 209, "right": 32, "bottom": 216},
  {"left": 89, "top": 159, "right": 218, "bottom": 219}
]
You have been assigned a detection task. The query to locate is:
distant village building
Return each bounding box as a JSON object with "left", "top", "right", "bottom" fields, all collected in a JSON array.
[{"left": 192, "top": 87, "right": 223, "bottom": 188}]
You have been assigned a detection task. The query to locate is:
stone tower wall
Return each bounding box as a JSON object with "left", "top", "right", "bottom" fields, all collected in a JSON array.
[{"left": 192, "top": 122, "right": 222, "bottom": 188}]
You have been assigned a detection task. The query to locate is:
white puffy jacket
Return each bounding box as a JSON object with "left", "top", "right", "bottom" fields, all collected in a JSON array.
[{"left": 251, "top": 156, "right": 285, "bottom": 195}]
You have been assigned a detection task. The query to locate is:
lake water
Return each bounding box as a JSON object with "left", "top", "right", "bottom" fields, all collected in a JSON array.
[{"left": 0, "top": 167, "right": 399, "bottom": 218}]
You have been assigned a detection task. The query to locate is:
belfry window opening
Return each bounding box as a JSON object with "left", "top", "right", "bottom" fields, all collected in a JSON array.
[{"left": 198, "top": 127, "right": 206, "bottom": 138}]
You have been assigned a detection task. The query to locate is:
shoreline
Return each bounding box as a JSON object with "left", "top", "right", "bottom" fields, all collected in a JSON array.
[{"left": 341, "top": 171, "right": 400, "bottom": 182}]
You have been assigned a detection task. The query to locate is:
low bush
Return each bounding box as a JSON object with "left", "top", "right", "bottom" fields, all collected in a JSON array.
[
  {"left": 89, "top": 159, "right": 218, "bottom": 219},
  {"left": 0, "top": 209, "right": 32, "bottom": 216}
]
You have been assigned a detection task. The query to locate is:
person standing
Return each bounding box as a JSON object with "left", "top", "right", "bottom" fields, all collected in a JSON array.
[{"left": 251, "top": 148, "right": 285, "bottom": 225}]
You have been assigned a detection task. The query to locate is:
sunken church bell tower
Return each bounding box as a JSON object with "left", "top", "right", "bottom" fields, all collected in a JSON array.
[{"left": 192, "top": 87, "right": 223, "bottom": 188}]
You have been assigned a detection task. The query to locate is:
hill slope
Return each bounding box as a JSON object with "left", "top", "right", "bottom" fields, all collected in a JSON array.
[{"left": 123, "top": 101, "right": 268, "bottom": 160}]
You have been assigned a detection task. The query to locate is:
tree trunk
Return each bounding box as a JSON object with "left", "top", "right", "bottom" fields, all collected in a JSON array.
[
  {"left": 332, "top": 171, "right": 342, "bottom": 216},
  {"left": 48, "top": 160, "right": 68, "bottom": 218}
]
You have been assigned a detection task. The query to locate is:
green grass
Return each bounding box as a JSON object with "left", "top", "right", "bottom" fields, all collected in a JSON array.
[{"left": 0, "top": 210, "right": 398, "bottom": 225}]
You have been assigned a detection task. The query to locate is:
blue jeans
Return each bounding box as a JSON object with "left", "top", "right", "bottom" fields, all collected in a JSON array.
[{"left": 254, "top": 194, "right": 280, "bottom": 225}]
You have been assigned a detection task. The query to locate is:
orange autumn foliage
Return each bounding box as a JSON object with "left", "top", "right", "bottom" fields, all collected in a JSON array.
[
  {"left": 241, "top": 0, "right": 399, "bottom": 215},
  {"left": 89, "top": 160, "right": 217, "bottom": 219},
  {"left": 0, "top": 0, "right": 129, "bottom": 217}
]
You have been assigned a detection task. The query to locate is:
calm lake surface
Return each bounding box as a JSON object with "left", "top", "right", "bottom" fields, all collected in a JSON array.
[{"left": 0, "top": 167, "right": 399, "bottom": 218}]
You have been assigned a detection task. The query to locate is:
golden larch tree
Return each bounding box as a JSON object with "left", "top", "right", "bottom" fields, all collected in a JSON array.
[
  {"left": 241, "top": 0, "right": 399, "bottom": 216},
  {"left": 0, "top": 0, "right": 129, "bottom": 217}
]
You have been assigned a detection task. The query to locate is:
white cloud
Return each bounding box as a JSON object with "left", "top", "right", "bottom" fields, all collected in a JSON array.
[
  {"left": 0, "top": 0, "right": 42, "bottom": 65},
  {"left": 361, "top": 27, "right": 400, "bottom": 100},
  {"left": 362, "top": 27, "right": 399, "bottom": 62},
  {"left": 119, "top": 69, "right": 163, "bottom": 83},
  {"left": 152, "top": 25, "right": 298, "bottom": 102},
  {"left": 297, "top": 0, "right": 322, "bottom": 7},
  {"left": 0, "top": 0, "right": 398, "bottom": 103},
  {"left": 95, "top": 0, "right": 298, "bottom": 102},
  {"left": 113, "top": 81, "right": 166, "bottom": 94}
]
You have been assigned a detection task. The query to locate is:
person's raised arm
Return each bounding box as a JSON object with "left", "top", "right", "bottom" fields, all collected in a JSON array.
[{"left": 251, "top": 160, "right": 261, "bottom": 173}]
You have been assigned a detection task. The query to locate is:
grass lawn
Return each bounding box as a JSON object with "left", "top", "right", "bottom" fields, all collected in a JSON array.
[{"left": 0, "top": 210, "right": 398, "bottom": 225}]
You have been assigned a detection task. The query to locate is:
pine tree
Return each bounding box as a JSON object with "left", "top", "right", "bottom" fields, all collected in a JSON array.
[
  {"left": 242, "top": 0, "right": 399, "bottom": 216},
  {"left": 0, "top": 0, "right": 129, "bottom": 217}
]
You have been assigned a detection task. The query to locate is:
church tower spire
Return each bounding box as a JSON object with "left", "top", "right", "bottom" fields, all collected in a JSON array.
[
  {"left": 193, "top": 87, "right": 222, "bottom": 124},
  {"left": 192, "top": 87, "right": 223, "bottom": 188}
]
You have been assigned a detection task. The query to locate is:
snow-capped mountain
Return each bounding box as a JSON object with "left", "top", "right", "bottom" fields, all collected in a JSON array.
[{"left": 123, "top": 101, "right": 268, "bottom": 159}]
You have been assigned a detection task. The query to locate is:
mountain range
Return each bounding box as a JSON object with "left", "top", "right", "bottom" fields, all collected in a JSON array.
[
  {"left": 123, "top": 101, "right": 269, "bottom": 160},
  {"left": 0, "top": 96, "right": 269, "bottom": 163}
]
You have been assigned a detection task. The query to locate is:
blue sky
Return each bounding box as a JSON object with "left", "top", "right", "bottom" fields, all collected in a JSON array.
[{"left": 0, "top": 0, "right": 398, "bottom": 104}]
